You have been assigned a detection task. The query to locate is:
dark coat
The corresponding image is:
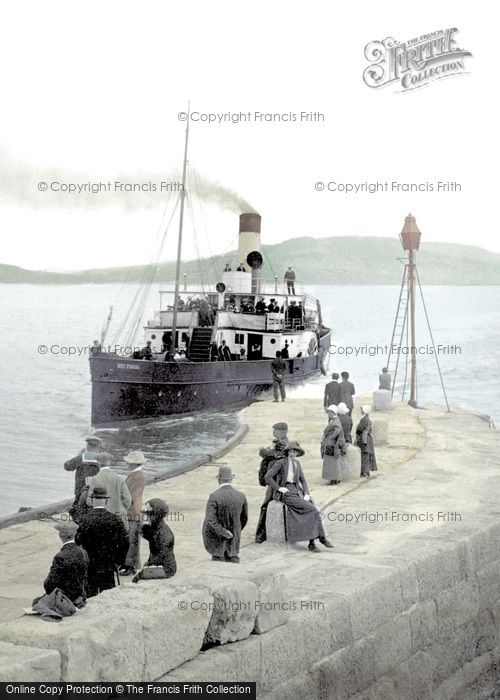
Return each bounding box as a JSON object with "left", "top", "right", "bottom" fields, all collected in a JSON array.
[
  {"left": 271, "top": 358, "right": 287, "bottom": 378},
  {"left": 320, "top": 418, "right": 345, "bottom": 458},
  {"left": 218, "top": 344, "right": 232, "bottom": 361},
  {"left": 339, "top": 414, "right": 353, "bottom": 443},
  {"left": 141, "top": 520, "right": 176, "bottom": 578},
  {"left": 323, "top": 380, "right": 342, "bottom": 408},
  {"left": 340, "top": 380, "right": 356, "bottom": 410},
  {"left": 76, "top": 508, "right": 129, "bottom": 572},
  {"left": 265, "top": 456, "right": 310, "bottom": 500},
  {"left": 44, "top": 542, "right": 89, "bottom": 604},
  {"left": 64, "top": 452, "right": 100, "bottom": 499},
  {"left": 202, "top": 485, "right": 248, "bottom": 559},
  {"left": 258, "top": 437, "right": 288, "bottom": 486}
]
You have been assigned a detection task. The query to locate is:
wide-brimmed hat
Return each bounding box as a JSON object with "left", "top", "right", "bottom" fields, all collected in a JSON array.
[
  {"left": 91, "top": 486, "right": 108, "bottom": 499},
  {"left": 217, "top": 466, "right": 235, "bottom": 481},
  {"left": 273, "top": 422, "right": 288, "bottom": 431},
  {"left": 326, "top": 404, "right": 338, "bottom": 414},
  {"left": 124, "top": 450, "right": 147, "bottom": 465},
  {"left": 283, "top": 441, "right": 305, "bottom": 456}
]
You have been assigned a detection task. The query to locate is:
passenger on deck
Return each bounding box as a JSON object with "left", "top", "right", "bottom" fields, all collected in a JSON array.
[
  {"left": 237, "top": 348, "right": 247, "bottom": 361},
  {"left": 255, "top": 298, "right": 267, "bottom": 314},
  {"left": 174, "top": 349, "right": 188, "bottom": 362},
  {"left": 218, "top": 340, "right": 232, "bottom": 362},
  {"left": 176, "top": 298, "right": 186, "bottom": 311},
  {"left": 140, "top": 341, "right": 153, "bottom": 360},
  {"left": 284, "top": 267, "right": 296, "bottom": 294},
  {"left": 267, "top": 299, "right": 277, "bottom": 313},
  {"left": 224, "top": 263, "right": 232, "bottom": 272},
  {"left": 281, "top": 341, "right": 290, "bottom": 359},
  {"left": 236, "top": 263, "right": 246, "bottom": 271}
]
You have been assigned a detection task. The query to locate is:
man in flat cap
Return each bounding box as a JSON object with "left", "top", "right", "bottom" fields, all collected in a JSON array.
[
  {"left": 255, "top": 421, "right": 290, "bottom": 543},
  {"left": 202, "top": 466, "right": 248, "bottom": 563},
  {"left": 76, "top": 486, "right": 129, "bottom": 596},
  {"left": 324, "top": 373, "right": 342, "bottom": 410},
  {"left": 43, "top": 521, "right": 88, "bottom": 607},
  {"left": 64, "top": 435, "right": 103, "bottom": 500}
]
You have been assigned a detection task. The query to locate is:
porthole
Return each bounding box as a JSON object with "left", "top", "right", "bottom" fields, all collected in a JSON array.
[
  {"left": 151, "top": 334, "right": 157, "bottom": 340},
  {"left": 270, "top": 338, "right": 276, "bottom": 344}
]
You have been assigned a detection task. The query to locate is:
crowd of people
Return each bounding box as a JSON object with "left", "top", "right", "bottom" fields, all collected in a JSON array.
[{"left": 36, "top": 367, "right": 383, "bottom": 616}]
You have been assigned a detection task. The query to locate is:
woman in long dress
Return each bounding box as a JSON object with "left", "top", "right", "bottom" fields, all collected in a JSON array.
[
  {"left": 355, "top": 405, "right": 378, "bottom": 477},
  {"left": 337, "top": 402, "right": 353, "bottom": 443},
  {"left": 321, "top": 405, "right": 347, "bottom": 485}
]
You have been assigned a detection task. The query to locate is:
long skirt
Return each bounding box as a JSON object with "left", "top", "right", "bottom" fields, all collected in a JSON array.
[
  {"left": 360, "top": 450, "right": 378, "bottom": 476},
  {"left": 282, "top": 484, "right": 326, "bottom": 543},
  {"left": 322, "top": 454, "right": 346, "bottom": 482}
]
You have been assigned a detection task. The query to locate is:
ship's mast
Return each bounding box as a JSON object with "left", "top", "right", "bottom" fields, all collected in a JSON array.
[{"left": 171, "top": 103, "right": 190, "bottom": 349}]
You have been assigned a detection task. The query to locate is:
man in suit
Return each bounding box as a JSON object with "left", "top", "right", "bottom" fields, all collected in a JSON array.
[
  {"left": 120, "top": 450, "right": 147, "bottom": 576},
  {"left": 218, "top": 339, "right": 232, "bottom": 361},
  {"left": 87, "top": 453, "right": 131, "bottom": 529},
  {"left": 379, "top": 367, "right": 392, "bottom": 391},
  {"left": 44, "top": 521, "right": 88, "bottom": 606},
  {"left": 255, "top": 422, "right": 289, "bottom": 543},
  {"left": 76, "top": 486, "right": 129, "bottom": 597},
  {"left": 202, "top": 466, "right": 248, "bottom": 563},
  {"left": 323, "top": 372, "right": 342, "bottom": 409},
  {"left": 265, "top": 441, "right": 333, "bottom": 552},
  {"left": 64, "top": 435, "right": 102, "bottom": 500},
  {"left": 284, "top": 267, "right": 296, "bottom": 294},
  {"left": 340, "top": 371, "right": 356, "bottom": 416},
  {"left": 271, "top": 351, "right": 287, "bottom": 402}
]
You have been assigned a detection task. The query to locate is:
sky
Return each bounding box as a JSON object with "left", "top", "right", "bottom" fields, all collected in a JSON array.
[{"left": 0, "top": 1, "right": 496, "bottom": 271}]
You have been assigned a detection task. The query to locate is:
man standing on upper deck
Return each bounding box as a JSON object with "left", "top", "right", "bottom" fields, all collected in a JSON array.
[{"left": 284, "top": 267, "right": 296, "bottom": 294}]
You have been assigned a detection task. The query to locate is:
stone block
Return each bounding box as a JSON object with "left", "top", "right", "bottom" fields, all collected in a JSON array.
[
  {"left": 464, "top": 523, "right": 500, "bottom": 575},
  {"left": 344, "top": 443, "right": 360, "bottom": 481},
  {"left": 262, "top": 668, "right": 319, "bottom": 700},
  {"left": 372, "top": 419, "right": 388, "bottom": 445},
  {"left": 413, "top": 547, "right": 466, "bottom": 601},
  {"left": 477, "top": 561, "right": 500, "bottom": 612},
  {"left": 313, "top": 637, "right": 375, "bottom": 700},
  {"left": 348, "top": 572, "right": 406, "bottom": 640},
  {"left": 409, "top": 599, "right": 438, "bottom": 652},
  {"left": 435, "top": 580, "right": 480, "bottom": 639},
  {"left": 161, "top": 635, "right": 262, "bottom": 684},
  {"left": 370, "top": 613, "right": 412, "bottom": 677},
  {"left": 265, "top": 500, "right": 286, "bottom": 543},
  {"left": 203, "top": 579, "right": 258, "bottom": 645},
  {"left": 373, "top": 390, "right": 392, "bottom": 411},
  {"left": 434, "top": 652, "right": 493, "bottom": 700},
  {"left": 351, "top": 677, "right": 399, "bottom": 700},
  {"left": 0, "top": 641, "right": 61, "bottom": 682},
  {"left": 0, "top": 582, "right": 212, "bottom": 682},
  {"left": 406, "top": 650, "right": 436, "bottom": 699}
]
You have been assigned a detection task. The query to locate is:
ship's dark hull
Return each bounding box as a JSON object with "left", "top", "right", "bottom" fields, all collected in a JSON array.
[{"left": 90, "top": 330, "right": 331, "bottom": 428}]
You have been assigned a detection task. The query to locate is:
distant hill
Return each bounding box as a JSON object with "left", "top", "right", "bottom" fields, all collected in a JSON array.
[{"left": 2, "top": 236, "right": 500, "bottom": 285}]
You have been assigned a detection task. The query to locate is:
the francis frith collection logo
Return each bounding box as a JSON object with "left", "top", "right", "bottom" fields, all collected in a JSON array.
[{"left": 363, "top": 28, "right": 472, "bottom": 92}]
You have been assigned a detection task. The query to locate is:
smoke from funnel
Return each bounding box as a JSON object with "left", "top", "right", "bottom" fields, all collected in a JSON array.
[{"left": 0, "top": 147, "right": 256, "bottom": 214}]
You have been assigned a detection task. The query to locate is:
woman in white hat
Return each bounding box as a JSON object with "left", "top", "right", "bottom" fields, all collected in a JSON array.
[
  {"left": 321, "top": 405, "right": 347, "bottom": 485},
  {"left": 336, "top": 402, "right": 353, "bottom": 444},
  {"left": 355, "top": 405, "right": 378, "bottom": 477}
]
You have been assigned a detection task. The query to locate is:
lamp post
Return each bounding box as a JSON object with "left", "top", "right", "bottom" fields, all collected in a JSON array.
[{"left": 400, "top": 213, "right": 421, "bottom": 408}]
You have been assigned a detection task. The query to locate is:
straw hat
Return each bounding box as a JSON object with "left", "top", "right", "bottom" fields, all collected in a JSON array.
[
  {"left": 124, "top": 451, "right": 147, "bottom": 465},
  {"left": 283, "top": 441, "right": 305, "bottom": 457}
]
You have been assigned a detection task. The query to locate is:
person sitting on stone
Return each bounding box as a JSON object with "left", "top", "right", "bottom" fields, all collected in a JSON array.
[
  {"left": 379, "top": 367, "right": 392, "bottom": 390},
  {"left": 43, "top": 521, "right": 88, "bottom": 607},
  {"left": 76, "top": 486, "right": 129, "bottom": 597},
  {"left": 133, "top": 498, "right": 176, "bottom": 581},
  {"left": 265, "top": 441, "right": 333, "bottom": 552},
  {"left": 255, "top": 421, "right": 289, "bottom": 543}
]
